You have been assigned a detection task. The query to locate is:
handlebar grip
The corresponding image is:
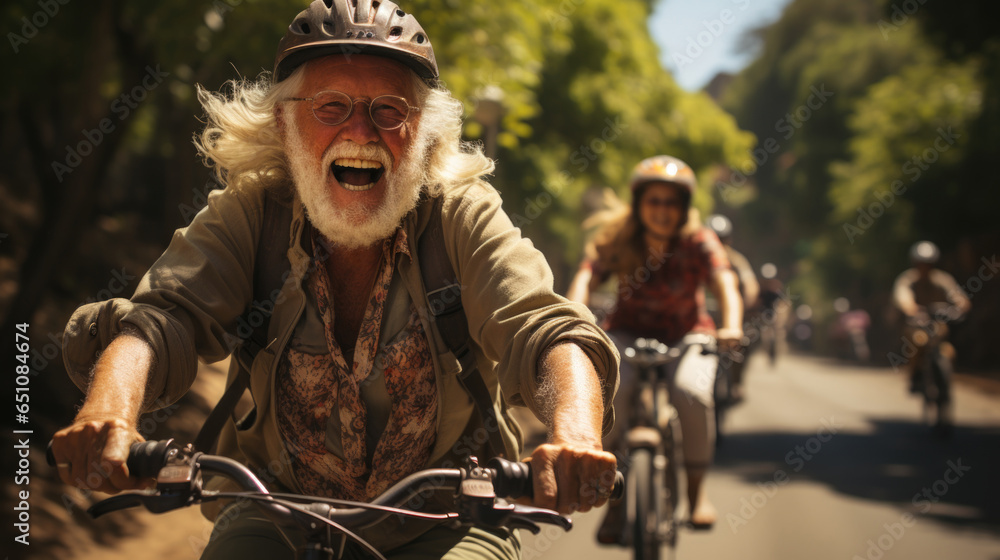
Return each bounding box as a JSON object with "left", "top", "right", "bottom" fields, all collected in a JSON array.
[
  {"left": 489, "top": 458, "right": 533, "bottom": 499},
  {"left": 127, "top": 439, "right": 175, "bottom": 479},
  {"left": 487, "top": 458, "right": 625, "bottom": 502}
]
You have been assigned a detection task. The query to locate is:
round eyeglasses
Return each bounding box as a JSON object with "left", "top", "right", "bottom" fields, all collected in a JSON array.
[{"left": 286, "top": 90, "right": 419, "bottom": 130}]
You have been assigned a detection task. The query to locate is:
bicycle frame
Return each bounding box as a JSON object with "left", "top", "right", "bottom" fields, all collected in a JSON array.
[{"left": 617, "top": 339, "right": 684, "bottom": 560}]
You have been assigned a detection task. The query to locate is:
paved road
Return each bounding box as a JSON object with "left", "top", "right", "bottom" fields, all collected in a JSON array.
[{"left": 520, "top": 352, "right": 1000, "bottom": 560}]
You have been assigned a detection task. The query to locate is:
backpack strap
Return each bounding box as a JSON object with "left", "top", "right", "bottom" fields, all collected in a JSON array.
[
  {"left": 193, "top": 193, "right": 291, "bottom": 452},
  {"left": 419, "top": 195, "right": 507, "bottom": 459}
]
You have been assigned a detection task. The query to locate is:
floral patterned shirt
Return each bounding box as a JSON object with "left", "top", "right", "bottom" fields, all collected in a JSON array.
[{"left": 276, "top": 229, "right": 438, "bottom": 501}]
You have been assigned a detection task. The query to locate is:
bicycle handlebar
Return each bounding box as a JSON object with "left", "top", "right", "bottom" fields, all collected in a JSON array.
[
  {"left": 906, "top": 302, "right": 965, "bottom": 328},
  {"left": 47, "top": 439, "right": 624, "bottom": 532},
  {"left": 624, "top": 336, "right": 736, "bottom": 367}
]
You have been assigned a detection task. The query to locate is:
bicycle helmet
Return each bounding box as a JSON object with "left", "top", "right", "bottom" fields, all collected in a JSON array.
[
  {"left": 274, "top": 0, "right": 438, "bottom": 84},
  {"left": 909, "top": 241, "right": 940, "bottom": 265},
  {"left": 629, "top": 155, "right": 697, "bottom": 195},
  {"left": 706, "top": 214, "right": 733, "bottom": 240}
]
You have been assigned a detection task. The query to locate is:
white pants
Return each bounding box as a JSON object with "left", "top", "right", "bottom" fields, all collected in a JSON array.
[{"left": 607, "top": 332, "right": 717, "bottom": 469}]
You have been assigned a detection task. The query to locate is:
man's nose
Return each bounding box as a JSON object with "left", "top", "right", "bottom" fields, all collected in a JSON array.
[{"left": 339, "top": 100, "right": 379, "bottom": 144}]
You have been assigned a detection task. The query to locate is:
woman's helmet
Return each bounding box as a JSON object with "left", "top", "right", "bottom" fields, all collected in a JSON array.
[
  {"left": 628, "top": 155, "right": 697, "bottom": 195},
  {"left": 706, "top": 214, "right": 733, "bottom": 240},
  {"left": 273, "top": 0, "right": 438, "bottom": 84},
  {"left": 628, "top": 155, "right": 697, "bottom": 230},
  {"left": 909, "top": 241, "right": 940, "bottom": 265}
]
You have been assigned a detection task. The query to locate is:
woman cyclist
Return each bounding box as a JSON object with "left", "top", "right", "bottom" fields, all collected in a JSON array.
[{"left": 567, "top": 155, "right": 744, "bottom": 532}]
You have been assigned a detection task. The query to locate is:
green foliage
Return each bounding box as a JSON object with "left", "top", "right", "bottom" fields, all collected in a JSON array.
[
  {"left": 829, "top": 55, "right": 982, "bottom": 285},
  {"left": 719, "top": 0, "right": 935, "bottom": 286},
  {"left": 720, "top": 0, "right": 999, "bottom": 365}
]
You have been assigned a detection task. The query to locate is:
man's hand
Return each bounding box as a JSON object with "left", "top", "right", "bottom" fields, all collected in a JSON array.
[
  {"left": 530, "top": 442, "right": 617, "bottom": 514},
  {"left": 51, "top": 415, "right": 150, "bottom": 493}
]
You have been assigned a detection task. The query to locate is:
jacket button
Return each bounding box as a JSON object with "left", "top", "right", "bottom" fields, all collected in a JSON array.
[{"left": 89, "top": 323, "right": 98, "bottom": 337}]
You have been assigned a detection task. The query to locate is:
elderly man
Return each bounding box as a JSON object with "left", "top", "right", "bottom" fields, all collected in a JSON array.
[{"left": 50, "top": 1, "right": 619, "bottom": 558}]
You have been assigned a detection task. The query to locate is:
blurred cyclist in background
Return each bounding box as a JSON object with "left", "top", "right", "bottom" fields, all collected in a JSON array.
[
  {"left": 706, "top": 214, "right": 758, "bottom": 401},
  {"left": 757, "top": 263, "right": 789, "bottom": 366},
  {"left": 892, "top": 241, "right": 971, "bottom": 392},
  {"left": 568, "top": 155, "right": 744, "bottom": 532},
  {"left": 829, "top": 297, "right": 871, "bottom": 363}
]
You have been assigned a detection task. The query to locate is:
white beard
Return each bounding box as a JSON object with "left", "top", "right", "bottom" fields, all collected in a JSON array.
[{"left": 285, "top": 115, "right": 429, "bottom": 249}]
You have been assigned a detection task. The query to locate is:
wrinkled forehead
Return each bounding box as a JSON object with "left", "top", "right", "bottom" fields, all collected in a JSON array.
[{"left": 299, "top": 54, "right": 417, "bottom": 98}]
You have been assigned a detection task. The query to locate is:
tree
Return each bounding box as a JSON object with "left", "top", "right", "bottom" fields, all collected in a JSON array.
[{"left": 717, "top": 0, "right": 999, "bottom": 365}]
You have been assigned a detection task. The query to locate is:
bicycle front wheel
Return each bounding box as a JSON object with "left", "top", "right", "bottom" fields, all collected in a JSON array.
[
  {"left": 930, "top": 351, "right": 954, "bottom": 437},
  {"left": 630, "top": 448, "right": 661, "bottom": 560},
  {"left": 714, "top": 362, "right": 730, "bottom": 444}
]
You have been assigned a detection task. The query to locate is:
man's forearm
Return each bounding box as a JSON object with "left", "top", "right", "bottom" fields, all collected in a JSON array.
[
  {"left": 536, "top": 342, "right": 605, "bottom": 449},
  {"left": 77, "top": 331, "right": 155, "bottom": 424}
]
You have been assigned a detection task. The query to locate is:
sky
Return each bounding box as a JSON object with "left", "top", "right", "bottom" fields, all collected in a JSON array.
[{"left": 648, "top": 0, "right": 794, "bottom": 92}]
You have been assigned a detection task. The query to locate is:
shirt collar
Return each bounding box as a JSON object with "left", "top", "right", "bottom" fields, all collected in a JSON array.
[{"left": 309, "top": 227, "right": 410, "bottom": 263}]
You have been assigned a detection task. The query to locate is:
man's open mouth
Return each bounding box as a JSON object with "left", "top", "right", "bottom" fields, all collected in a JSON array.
[{"left": 331, "top": 158, "right": 385, "bottom": 191}]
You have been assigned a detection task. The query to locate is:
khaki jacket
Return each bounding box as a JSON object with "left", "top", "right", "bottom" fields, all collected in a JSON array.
[{"left": 62, "top": 179, "right": 618, "bottom": 549}]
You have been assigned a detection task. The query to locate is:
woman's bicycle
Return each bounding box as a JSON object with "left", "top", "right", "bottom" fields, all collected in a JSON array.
[
  {"left": 48, "top": 439, "right": 623, "bottom": 559},
  {"left": 606, "top": 338, "right": 688, "bottom": 560}
]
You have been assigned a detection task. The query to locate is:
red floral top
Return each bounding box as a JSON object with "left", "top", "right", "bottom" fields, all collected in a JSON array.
[
  {"left": 596, "top": 227, "right": 730, "bottom": 344},
  {"left": 276, "top": 229, "right": 438, "bottom": 502}
]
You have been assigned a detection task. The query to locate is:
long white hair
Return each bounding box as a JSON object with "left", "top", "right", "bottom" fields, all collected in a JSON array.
[{"left": 194, "top": 66, "right": 495, "bottom": 194}]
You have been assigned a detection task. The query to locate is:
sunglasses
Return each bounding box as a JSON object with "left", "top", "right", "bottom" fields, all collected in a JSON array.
[
  {"left": 641, "top": 196, "right": 683, "bottom": 209},
  {"left": 286, "top": 90, "right": 419, "bottom": 130}
]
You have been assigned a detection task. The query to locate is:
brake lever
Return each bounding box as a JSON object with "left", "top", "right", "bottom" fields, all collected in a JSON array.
[
  {"left": 507, "top": 504, "right": 573, "bottom": 532},
  {"left": 88, "top": 489, "right": 193, "bottom": 517},
  {"left": 464, "top": 501, "right": 571, "bottom": 534}
]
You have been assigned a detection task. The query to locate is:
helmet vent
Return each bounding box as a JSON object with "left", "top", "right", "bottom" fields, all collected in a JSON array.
[
  {"left": 388, "top": 26, "right": 403, "bottom": 40},
  {"left": 373, "top": 1, "right": 381, "bottom": 9},
  {"left": 323, "top": 20, "right": 335, "bottom": 34},
  {"left": 294, "top": 21, "right": 312, "bottom": 35},
  {"left": 415, "top": 33, "right": 425, "bottom": 44},
  {"left": 396, "top": 9, "right": 405, "bottom": 17},
  {"left": 323, "top": 0, "right": 333, "bottom": 7}
]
